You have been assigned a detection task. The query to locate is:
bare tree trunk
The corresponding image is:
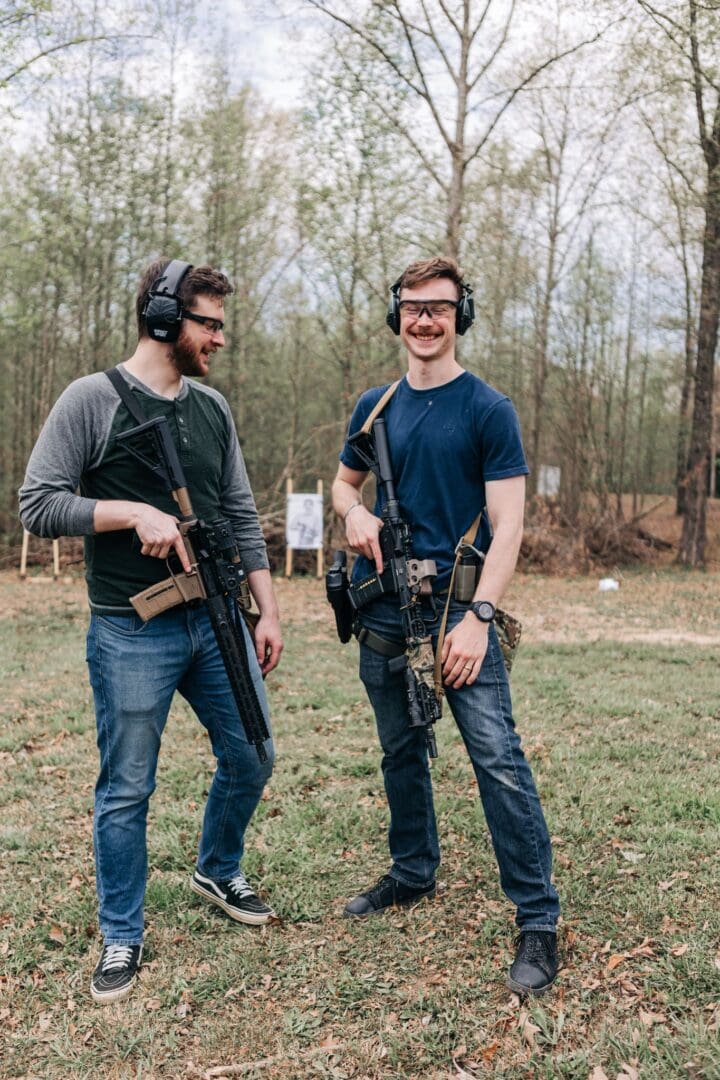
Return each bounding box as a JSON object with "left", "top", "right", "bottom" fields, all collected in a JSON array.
[
  {"left": 678, "top": 3, "right": 720, "bottom": 566},
  {"left": 679, "top": 166, "right": 720, "bottom": 565},
  {"left": 529, "top": 227, "right": 558, "bottom": 492},
  {"left": 675, "top": 216, "right": 696, "bottom": 514},
  {"left": 616, "top": 250, "right": 637, "bottom": 520}
]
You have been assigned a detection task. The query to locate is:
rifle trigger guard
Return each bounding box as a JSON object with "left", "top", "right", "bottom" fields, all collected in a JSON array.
[{"left": 166, "top": 556, "right": 205, "bottom": 603}]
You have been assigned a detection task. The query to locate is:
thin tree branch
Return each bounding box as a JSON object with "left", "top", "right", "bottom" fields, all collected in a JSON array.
[
  {"left": 329, "top": 46, "right": 449, "bottom": 192},
  {"left": 688, "top": 0, "right": 712, "bottom": 163},
  {"left": 1, "top": 34, "right": 119, "bottom": 85},
  {"left": 390, "top": 0, "right": 453, "bottom": 149},
  {"left": 306, "top": 1, "right": 425, "bottom": 101},
  {"left": 464, "top": 24, "right": 617, "bottom": 167},
  {"left": 468, "top": 1, "right": 515, "bottom": 92},
  {"left": 418, "top": 0, "right": 456, "bottom": 81}
]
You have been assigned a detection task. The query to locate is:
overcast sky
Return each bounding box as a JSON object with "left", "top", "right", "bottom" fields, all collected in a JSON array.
[{"left": 205, "top": 1, "right": 322, "bottom": 109}]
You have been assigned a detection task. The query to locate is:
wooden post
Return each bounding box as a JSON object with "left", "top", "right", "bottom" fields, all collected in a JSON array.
[
  {"left": 285, "top": 476, "right": 294, "bottom": 578},
  {"left": 316, "top": 478, "right": 324, "bottom": 579},
  {"left": 20, "top": 529, "right": 30, "bottom": 579},
  {"left": 20, "top": 531, "right": 62, "bottom": 581}
]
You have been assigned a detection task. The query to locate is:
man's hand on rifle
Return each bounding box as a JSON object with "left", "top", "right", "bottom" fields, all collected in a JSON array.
[
  {"left": 133, "top": 504, "right": 192, "bottom": 572},
  {"left": 332, "top": 467, "right": 385, "bottom": 572},
  {"left": 93, "top": 499, "right": 192, "bottom": 573},
  {"left": 345, "top": 504, "right": 385, "bottom": 573}
]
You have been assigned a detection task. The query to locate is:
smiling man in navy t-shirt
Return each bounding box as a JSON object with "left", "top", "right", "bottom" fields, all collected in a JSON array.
[{"left": 332, "top": 255, "right": 560, "bottom": 996}]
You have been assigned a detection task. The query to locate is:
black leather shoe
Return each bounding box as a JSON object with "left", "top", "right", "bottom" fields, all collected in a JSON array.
[
  {"left": 344, "top": 874, "right": 436, "bottom": 917},
  {"left": 506, "top": 930, "right": 559, "bottom": 996}
]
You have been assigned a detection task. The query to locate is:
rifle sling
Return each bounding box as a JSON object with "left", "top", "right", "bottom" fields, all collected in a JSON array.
[
  {"left": 432, "top": 511, "right": 484, "bottom": 699},
  {"left": 359, "top": 380, "right": 401, "bottom": 434},
  {"left": 105, "top": 367, "right": 149, "bottom": 425}
]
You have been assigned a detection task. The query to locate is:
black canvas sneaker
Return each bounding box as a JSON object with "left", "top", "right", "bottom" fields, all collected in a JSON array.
[
  {"left": 344, "top": 873, "right": 436, "bottom": 917},
  {"left": 506, "top": 930, "right": 559, "bottom": 996},
  {"left": 90, "top": 943, "right": 143, "bottom": 1004},
  {"left": 191, "top": 870, "right": 275, "bottom": 925}
]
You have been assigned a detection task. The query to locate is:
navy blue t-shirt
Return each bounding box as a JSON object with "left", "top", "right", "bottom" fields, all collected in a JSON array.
[{"left": 340, "top": 371, "right": 529, "bottom": 593}]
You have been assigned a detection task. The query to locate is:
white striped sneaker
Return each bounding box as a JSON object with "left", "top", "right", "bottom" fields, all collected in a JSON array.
[
  {"left": 91, "top": 943, "right": 143, "bottom": 1003},
  {"left": 190, "top": 870, "right": 275, "bottom": 925}
]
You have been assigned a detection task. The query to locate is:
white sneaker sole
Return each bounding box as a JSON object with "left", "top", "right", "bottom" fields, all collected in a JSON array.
[
  {"left": 190, "top": 877, "right": 274, "bottom": 926},
  {"left": 90, "top": 975, "right": 138, "bottom": 1004}
]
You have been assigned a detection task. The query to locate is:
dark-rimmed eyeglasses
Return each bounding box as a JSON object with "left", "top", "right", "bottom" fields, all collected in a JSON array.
[
  {"left": 183, "top": 310, "right": 225, "bottom": 334},
  {"left": 399, "top": 299, "right": 459, "bottom": 318}
]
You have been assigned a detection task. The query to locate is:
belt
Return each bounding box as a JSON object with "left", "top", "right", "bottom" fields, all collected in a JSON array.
[{"left": 355, "top": 626, "right": 405, "bottom": 658}]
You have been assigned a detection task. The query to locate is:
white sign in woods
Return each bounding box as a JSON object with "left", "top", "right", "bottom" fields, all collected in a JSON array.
[
  {"left": 537, "top": 464, "right": 561, "bottom": 497},
  {"left": 286, "top": 493, "right": 324, "bottom": 550}
]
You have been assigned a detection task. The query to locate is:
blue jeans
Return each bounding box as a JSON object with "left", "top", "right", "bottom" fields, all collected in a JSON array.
[
  {"left": 358, "top": 596, "right": 559, "bottom": 931},
  {"left": 86, "top": 605, "right": 274, "bottom": 945}
]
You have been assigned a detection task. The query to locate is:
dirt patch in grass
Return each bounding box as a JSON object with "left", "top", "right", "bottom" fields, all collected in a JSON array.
[{"left": 3, "top": 555, "right": 719, "bottom": 650}]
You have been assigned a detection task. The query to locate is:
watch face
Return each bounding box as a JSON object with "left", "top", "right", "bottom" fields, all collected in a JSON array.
[{"left": 473, "top": 601, "right": 495, "bottom": 622}]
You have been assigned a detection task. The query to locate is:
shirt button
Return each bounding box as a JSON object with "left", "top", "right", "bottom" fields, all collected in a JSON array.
[
  {"left": 178, "top": 417, "right": 185, "bottom": 424},
  {"left": 182, "top": 437, "right": 188, "bottom": 444}
]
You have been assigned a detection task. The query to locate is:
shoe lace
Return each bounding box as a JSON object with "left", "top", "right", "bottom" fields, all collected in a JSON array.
[
  {"left": 227, "top": 871, "right": 254, "bottom": 900},
  {"left": 102, "top": 944, "right": 134, "bottom": 973},
  {"left": 366, "top": 875, "right": 395, "bottom": 904},
  {"left": 516, "top": 931, "right": 555, "bottom": 965}
]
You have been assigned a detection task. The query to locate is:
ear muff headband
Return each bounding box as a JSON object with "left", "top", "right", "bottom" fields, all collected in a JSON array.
[
  {"left": 386, "top": 276, "right": 475, "bottom": 336},
  {"left": 143, "top": 259, "right": 193, "bottom": 343}
]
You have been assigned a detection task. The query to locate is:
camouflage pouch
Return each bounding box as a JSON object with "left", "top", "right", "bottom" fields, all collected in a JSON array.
[
  {"left": 408, "top": 638, "right": 440, "bottom": 702},
  {"left": 494, "top": 608, "right": 522, "bottom": 674}
]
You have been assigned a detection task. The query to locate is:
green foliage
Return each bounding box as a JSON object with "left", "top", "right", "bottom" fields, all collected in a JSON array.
[{"left": 1, "top": 0, "right": 718, "bottom": 543}]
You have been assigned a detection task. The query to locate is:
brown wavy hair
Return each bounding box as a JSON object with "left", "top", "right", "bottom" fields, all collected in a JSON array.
[
  {"left": 397, "top": 256, "right": 464, "bottom": 298},
  {"left": 136, "top": 258, "right": 234, "bottom": 338}
]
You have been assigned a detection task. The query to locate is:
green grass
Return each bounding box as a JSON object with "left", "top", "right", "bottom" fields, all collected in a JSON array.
[{"left": 1, "top": 573, "right": 719, "bottom": 1079}]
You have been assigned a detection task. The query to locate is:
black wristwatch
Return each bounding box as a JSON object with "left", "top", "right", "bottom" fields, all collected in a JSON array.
[{"left": 469, "top": 600, "right": 496, "bottom": 623}]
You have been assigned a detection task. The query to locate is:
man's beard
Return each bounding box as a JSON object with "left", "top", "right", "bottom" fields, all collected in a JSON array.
[{"left": 170, "top": 333, "right": 205, "bottom": 377}]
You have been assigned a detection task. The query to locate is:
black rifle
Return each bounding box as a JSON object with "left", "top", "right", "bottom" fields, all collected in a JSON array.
[
  {"left": 345, "top": 417, "right": 441, "bottom": 759},
  {"left": 115, "top": 415, "right": 271, "bottom": 763}
]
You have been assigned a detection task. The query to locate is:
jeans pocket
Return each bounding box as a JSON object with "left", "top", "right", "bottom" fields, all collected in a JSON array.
[
  {"left": 95, "top": 613, "right": 149, "bottom": 637},
  {"left": 359, "top": 642, "right": 392, "bottom": 691}
]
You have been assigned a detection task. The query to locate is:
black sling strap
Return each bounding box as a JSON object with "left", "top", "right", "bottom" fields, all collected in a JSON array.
[{"left": 105, "top": 366, "right": 149, "bottom": 426}]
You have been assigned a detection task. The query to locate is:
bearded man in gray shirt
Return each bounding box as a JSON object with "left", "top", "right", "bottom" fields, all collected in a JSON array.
[{"left": 19, "top": 258, "right": 283, "bottom": 1004}]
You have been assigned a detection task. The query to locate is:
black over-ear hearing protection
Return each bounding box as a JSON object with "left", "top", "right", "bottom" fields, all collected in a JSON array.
[
  {"left": 143, "top": 260, "right": 193, "bottom": 343},
  {"left": 385, "top": 276, "right": 475, "bottom": 336}
]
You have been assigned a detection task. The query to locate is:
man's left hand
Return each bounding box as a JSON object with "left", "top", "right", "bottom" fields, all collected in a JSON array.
[
  {"left": 441, "top": 613, "right": 489, "bottom": 688},
  {"left": 253, "top": 614, "right": 283, "bottom": 676}
]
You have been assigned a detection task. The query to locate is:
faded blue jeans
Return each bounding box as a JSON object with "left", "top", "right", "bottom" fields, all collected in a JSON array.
[
  {"left": 358, "top": 596, "right": 559, "bottom": 931},
  {"left": 86, "top": 605, "right": 273, "bottom": 945}
]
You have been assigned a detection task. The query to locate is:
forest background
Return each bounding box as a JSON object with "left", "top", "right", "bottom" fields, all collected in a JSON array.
[{"left": 1, "top": 0, "right": 719, "bottom": 569}]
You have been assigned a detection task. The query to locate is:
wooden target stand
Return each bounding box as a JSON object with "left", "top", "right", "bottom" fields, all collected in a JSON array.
[
  {"left": 20, "top": 529, "right": 63, "bottom": 581},
  {"left": 284, "top": 478, "right": 324, "bottom": 579}
]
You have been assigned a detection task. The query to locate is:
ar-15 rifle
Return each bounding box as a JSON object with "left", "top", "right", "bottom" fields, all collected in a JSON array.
[
  {"left": 344, "top": 417, "right": 441, "bottom": 759},
  {"left": 114, "top": 414, "right": 271, "bottom": 763}
]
